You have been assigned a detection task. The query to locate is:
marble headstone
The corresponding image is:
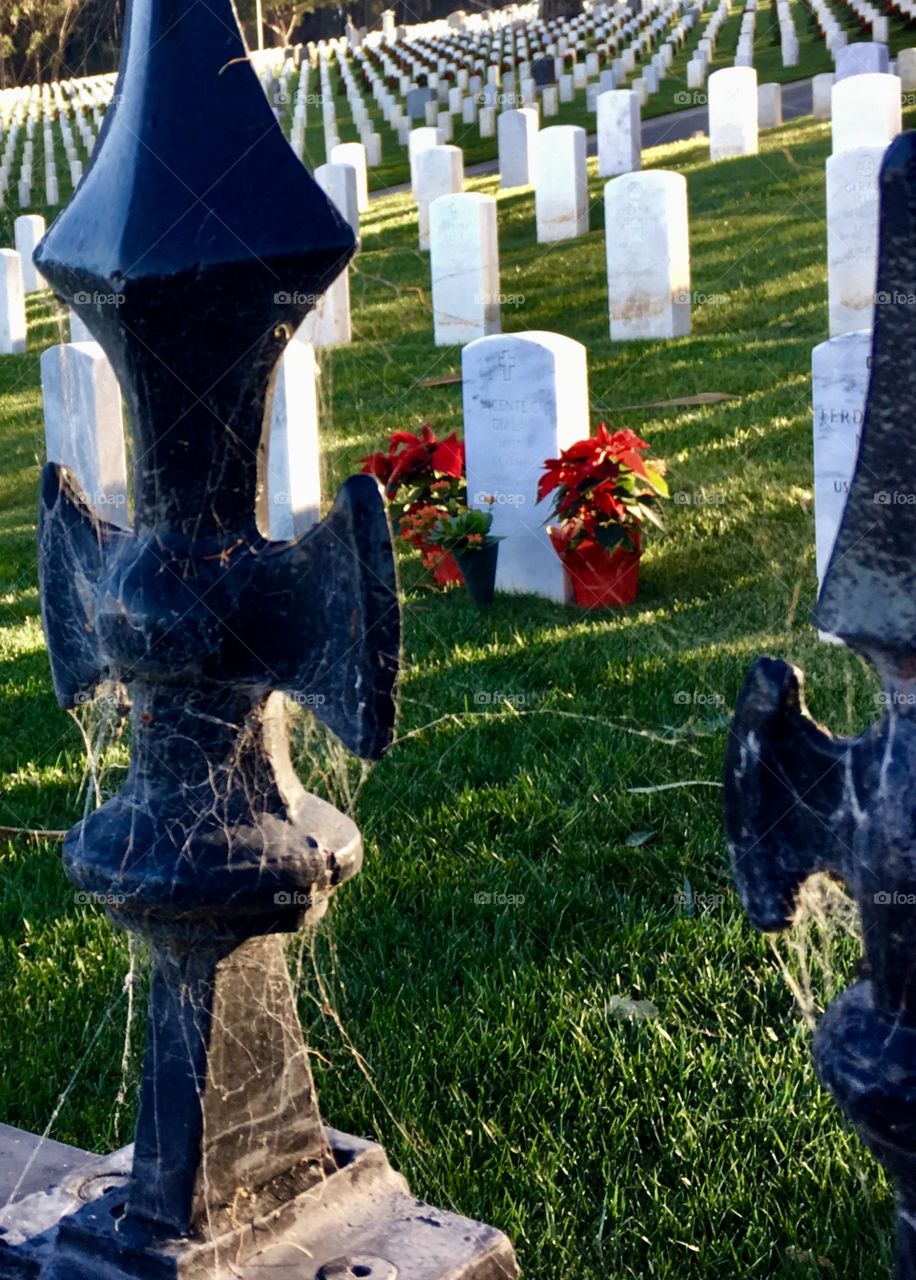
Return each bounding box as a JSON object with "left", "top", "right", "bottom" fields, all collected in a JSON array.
[
  {"left": 0, "top": 250, "right": 26, "bottom": 355},
  {"left": 40, "top": 341, "right": 130, "bottom": 527},
  {"left": 429, "top": 192, "right": 501, "bottom": 345},
  {"left": 534, "top": 125, "right": 588, "bottom": 242},
  {"left": 463, "top": 331, "right": 589, "bottom": 602},
  {"left": 604, "top": 170, "right": 691, "bottom": 340}
]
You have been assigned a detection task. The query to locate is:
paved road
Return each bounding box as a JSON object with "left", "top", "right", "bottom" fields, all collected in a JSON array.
[{"left": 371, "top": 76, "right": 816, "bottom": 198}]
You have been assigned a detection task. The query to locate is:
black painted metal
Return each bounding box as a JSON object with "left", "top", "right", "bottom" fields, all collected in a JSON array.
[
  {"left": 31, "top": 0, "right": 401, "bottom": 1258},
  {"left": 725, "top": 132, "right": 916, "bottom": 1278}
]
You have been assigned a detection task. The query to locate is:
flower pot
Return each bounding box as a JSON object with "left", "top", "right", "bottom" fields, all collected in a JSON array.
[
  {"left": 551, "top": 531, "right": 641, "bottom": 608},
  {"left": 420, "top": 542, "right": 464, "bottom": 588},
  {"left": 455, "top": 542, "right": 499, "bottom": 606}
]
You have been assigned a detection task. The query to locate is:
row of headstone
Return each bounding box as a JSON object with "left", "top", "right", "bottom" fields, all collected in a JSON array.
[{"left": 424, "top": 161, "right": 691, "bottom": 348}]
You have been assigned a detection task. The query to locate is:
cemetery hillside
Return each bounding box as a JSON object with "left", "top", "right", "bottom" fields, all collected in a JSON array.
[{"left": 2, "top": 2, "right": 916, "bottom": 1280}]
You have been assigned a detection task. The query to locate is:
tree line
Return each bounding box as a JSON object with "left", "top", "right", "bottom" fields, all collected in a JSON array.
[{"left": 0, "top": 0, "right": 502, "bottom": 87}]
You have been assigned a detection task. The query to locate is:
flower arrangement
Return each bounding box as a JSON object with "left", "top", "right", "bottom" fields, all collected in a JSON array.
[
  {"left": 361, "top": 426, "right": 468, "bottom": 588},
  {"left": 539, "top": 424, "right": 668, "bottom": 555},
  {"left": 427, "top": 506, "right": 500, "bottom": 554},
  {"left": 360, "top": 425, "right": 465, "bottom": 527},
  {"left": 539, "top": 425, "right": 669, "bottom": 608},
  {"left": 428, "top": 504, "right": 502, "bottom": 607}
]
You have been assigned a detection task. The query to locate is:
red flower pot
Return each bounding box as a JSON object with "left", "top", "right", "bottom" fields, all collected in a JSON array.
[{"left": 550, "top": 530, "right": 641, "bottom": 608}]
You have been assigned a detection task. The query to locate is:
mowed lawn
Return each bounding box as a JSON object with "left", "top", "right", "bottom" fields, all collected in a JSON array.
[{"left": 0, "top": 109, "right": 906, "bottom": 1278}]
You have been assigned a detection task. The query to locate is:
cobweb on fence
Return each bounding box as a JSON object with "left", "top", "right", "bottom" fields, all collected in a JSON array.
[{"left": 766, "top": 873, "right": 862, "bottom": 1032}]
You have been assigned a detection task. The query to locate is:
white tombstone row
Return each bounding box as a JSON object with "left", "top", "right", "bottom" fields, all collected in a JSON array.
[
  {"left": 811, "top": 329, "right": 871, "bottom": 637},
  {"left": 263, "top": 330, "right": 321, "bottom": 540},
  {"left": 315, "top": 162, "right": 360, "bottom": 237},
  {"left": 463, "top": 331, "right": 589, "bottom": 602},
  {"left": 826, "top": 145, "right": 884, "bottom": 337},
  {"left": 40, "top": 341, "right": 130, "bottom": 527},
  {"left": 604, "top": 170, "right": 691, "bottom": 340},
  {"left": 429, "top": 192, "right": 501, "bottom": 345},
  {"left": 534, "top": 125, "right": 588, "bottom": 243},
  {"left": 415, "top": 144, "right": 464, "bottom": 250},
  {"left": 708, "top": 67, "right": 758, "bottom": 161},
  {"left": 14, "top": 215, "right": 46, "bottom": 294},
  {"left": 329, "top": 141, "right": 369, "bottom": 212},
  {"left": 831, "top": 73, "right": 901, "bottom": 153},
  {"left": 498, "top": 107, "right": 539, "bottom": 189},
  {"left": 597, "top": 89, "right": 640, "bottom": 178},
  {"left": 0, "top": 250, "right": 26, "bottom": 355}
]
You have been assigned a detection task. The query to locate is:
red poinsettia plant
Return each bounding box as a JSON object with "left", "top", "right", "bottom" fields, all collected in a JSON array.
[
  {"left": 361, "top": 425, "right": 468, "bottom": 587},
  {"left": 539, "top": 424, "right": 669, "bottom": 555},
  {"left": 360, "top": 424, "right": 466, "bottom": 527}
]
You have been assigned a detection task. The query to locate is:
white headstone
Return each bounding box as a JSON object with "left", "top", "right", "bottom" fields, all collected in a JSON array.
[
  {"left": 263, "top": 329, "right": 321, "bottom": 539},
  {"left": 811, "top": 330, "right": 871, "bottom": 617},
  {"left": 831, "top": 73, "right": 901, "bottom": 153},
  {"left": 898, "top": 47, "right": 916, "bottom": 91},
  {"left": 463, "top": 331, "right": 589, "bottom": 602},
  {"left": 826, "top": 145, "right": 883, "bottom": 337},
  {"left": 0, "top": 250, "right": 26, "bottom": 355},
  {"left": 416, "top": 144, "right": 464, "bottom": 251},
  {"left": 535, "top": 125, "right": 588, "bottom": 242},
  {"left": 305, "top": 271, "right": 351, "bottom": 347},
  {"left": 315, "top": 162, "right": 360, "bottom": 237},
  {"left": 813, "top": 72, "right": 835, "bottom": 119},
  {"left": 409, "top": 126, "right": 441, "bottom": 195},
  {"left": 758, "top": 82, "right": 782, "bottom": 128},
  {"left": 498, "top": 107, "right": 539, "bottom": 188},
  {"left": 835, "top": 41, "right": 890, "bottom": 81},
  {"left": 605, "top": 170, "right": 691, "bottom": 340},
  {"left": 597, "top": 89, "right": 640, "bottom": 178},
  {"left": 14, "top": 214, "right": 45, "bottom": 294},
  {"left": 69, "top": 310, "right": 93, "bottom": 343},
  {"left": 329, "top": 141, "right": 369, "bottom": 212},
  {"left": 708, "top": 67, "right": 758, "bottom": 160},
  {"left": 430, "top": 192, "right": 501, "bottom": 346},
  {"left": 40, "top": 342, "right": 129, "bottom": 527}
]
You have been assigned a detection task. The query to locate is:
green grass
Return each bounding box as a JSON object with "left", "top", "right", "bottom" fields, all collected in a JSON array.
[{"left": 0, "top": 108, "right": 908, "bottom": 1276}]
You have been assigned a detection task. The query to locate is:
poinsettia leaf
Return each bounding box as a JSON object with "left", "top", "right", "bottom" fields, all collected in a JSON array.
[{"left": 640, "top": 503, "right": 666, "bottom": 530}]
